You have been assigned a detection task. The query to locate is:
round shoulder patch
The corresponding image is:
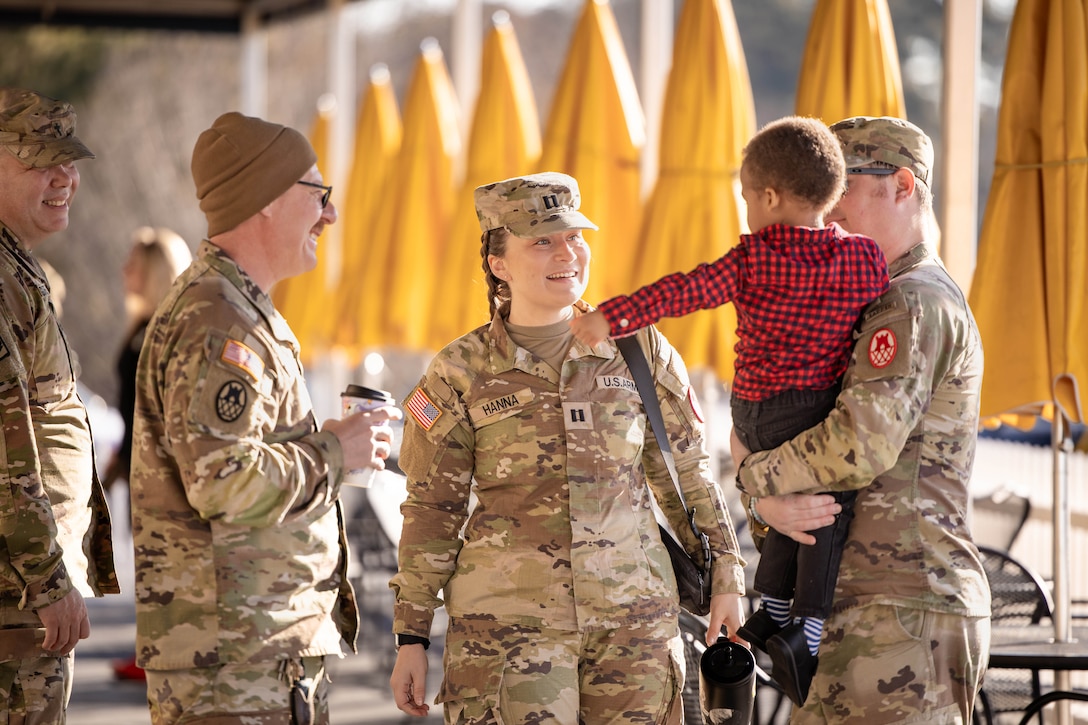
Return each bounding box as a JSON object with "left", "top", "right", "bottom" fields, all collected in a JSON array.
[
  {"left": 216, "top": 380, "right": 248, "bottom": 422},
  {"left": 868, "top": 328, "right": 898, "bottom": 368}
]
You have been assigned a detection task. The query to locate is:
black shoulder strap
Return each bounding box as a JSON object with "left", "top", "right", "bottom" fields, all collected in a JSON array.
[{"left": 615, "top": 335, "right": 689, "bottom": 511}]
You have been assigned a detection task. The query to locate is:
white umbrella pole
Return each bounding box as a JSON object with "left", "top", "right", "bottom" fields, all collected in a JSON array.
[{"left": 1052, "top": 412, "right": 1072, "bottom": 725}]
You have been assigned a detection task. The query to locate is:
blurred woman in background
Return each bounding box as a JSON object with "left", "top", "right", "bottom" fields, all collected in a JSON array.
[
  {"left": 105, "top": 226, "right": 191, "bottom": 681},
  {"left": 103, "top": 226, "right": 192, "bottom": 492}
]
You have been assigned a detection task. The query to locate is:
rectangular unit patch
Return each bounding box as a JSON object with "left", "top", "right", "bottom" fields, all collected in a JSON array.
[
  {"left": 407, "top": 387, "right": 443, "bottom": 430},
  {"left": 220, "top": 339, "right": 264, "bottom": 382},
  {"left": 596, "top": 375, "right": 637, "bottom": 394}
]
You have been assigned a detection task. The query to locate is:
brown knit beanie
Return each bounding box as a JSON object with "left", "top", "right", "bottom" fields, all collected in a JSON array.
[{"left": 191, "top": 111, "right": 317, "bottom": 237}]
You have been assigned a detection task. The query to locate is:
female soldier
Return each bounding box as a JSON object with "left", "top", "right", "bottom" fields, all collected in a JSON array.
[{"left": 389, "top": 172, "right": 746, "bottom": 723}]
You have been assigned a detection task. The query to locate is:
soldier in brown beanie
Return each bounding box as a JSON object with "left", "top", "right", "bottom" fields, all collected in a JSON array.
[
  {"left": 130, "top": 111, "right": 401, "bottom": 725},
  {"left": 0, "top": 87, "right": 119, "bottom": 725}
]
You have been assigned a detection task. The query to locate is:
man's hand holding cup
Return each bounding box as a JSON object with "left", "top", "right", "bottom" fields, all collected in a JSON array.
[{"left": 322, "top": 385, "right": 402, "bottom": 487}]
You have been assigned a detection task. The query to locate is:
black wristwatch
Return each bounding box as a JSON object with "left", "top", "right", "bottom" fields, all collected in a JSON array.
[{"left": 395, "top": 633, "right": 431, "bottom": 651}]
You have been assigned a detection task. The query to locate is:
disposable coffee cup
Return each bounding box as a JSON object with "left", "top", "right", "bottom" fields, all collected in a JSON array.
[{"left": 340, "top": 384, "right": 395, "bottom": 488}]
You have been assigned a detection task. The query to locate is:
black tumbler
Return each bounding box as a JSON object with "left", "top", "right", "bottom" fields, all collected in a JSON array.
[{"left": 699, "top": 637, "right": 756, "bottom": 725}]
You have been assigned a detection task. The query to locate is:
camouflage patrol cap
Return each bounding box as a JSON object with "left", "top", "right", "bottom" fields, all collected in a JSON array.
[
  {"left": 830, "top": 116, "right": 932, "bottom": 186},
  {"left": 0, "top": 88, "right": 94, "bottom": 168},
  {"left": 474, "top": 172, "right": 598, "bottom": 237}
]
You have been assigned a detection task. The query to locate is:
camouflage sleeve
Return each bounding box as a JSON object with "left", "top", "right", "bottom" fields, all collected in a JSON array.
[
  {"left": 0, "top": 283, "right": 72, "bottom": 610},
  {"left": 157, "top": 313, "right": 341, "bottom": 528},
  {"left": 736, "top": 283, "right": 925, "bottom": 496},
  {"left": 390, "top": 368, "right": 473, "bottom": 637},
  {"left": 640, "top": 328, "right": 746, "bottom": 597}
]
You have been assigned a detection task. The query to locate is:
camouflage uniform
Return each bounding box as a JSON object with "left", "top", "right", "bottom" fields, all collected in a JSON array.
[
  {"left": 0, "top": 222, "right": 118, "bottom": 721},
  {"left": 738, "top": 243, "right": 991, "bottom": 723},
  {"left": 0, "top": 88, "right": 117, "bottom": 724},
  {"left": 131, "top": 240, "right": 357, "bottom": 723},
  {"left": 391, "top": 304, "right": 745, "bottom": 723}
]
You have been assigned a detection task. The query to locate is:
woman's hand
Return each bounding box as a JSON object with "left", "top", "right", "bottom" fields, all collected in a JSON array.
[
  {"left": 705, "top": 592, "right": 746, "bottom": 646},
  {"left": 390, "top": 644, "right": 430, "bottom": 717},
  {"left": 733, "top": 429, "right": 840, "bottom": 544},
  {"left": 756, "top": 494, "right": 841, "bottom": 545}
]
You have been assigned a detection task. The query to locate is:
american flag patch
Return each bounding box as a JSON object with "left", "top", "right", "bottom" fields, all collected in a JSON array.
[
  {"left": 406, "top": 387, "right": 442, "bottom": 430},
  {"left": 220, "top": 339, "right": 264, "bottom": 382}
]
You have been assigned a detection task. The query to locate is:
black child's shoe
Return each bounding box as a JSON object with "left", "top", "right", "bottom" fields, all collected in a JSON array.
[
  {"left": 736, "top": 606, "right": 782, "bottom": 653},
  {"left": 766, "top": 622, "right": 818, "bottom": 707}
]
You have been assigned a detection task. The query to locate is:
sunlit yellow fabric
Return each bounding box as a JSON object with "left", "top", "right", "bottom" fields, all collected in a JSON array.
[
  {"left": 429, "top": 17, "right": 541, "bottom": 350},
  {"left": 795, "top": 0, "right": 905, "bottom": 123},
  {"left": 969, "top": 0, "right": 1088, "bottom": 426},
  {"left": 629, "top": 0, "right": 755, "bottom": 381},
  {"left": 337, "top": 67, "right": 403, "bottom": 356},
  {"left": 373, "top": 42, "right": 462, "bottom": 352},
  {"left": 539, "top": 0, "right": 645, "bottom": 304},
  {"left": 272, "top": 105, "right": 334, "bottom": 363}
]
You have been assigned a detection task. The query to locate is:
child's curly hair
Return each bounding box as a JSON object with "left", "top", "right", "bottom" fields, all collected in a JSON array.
[{"left": 742, "top": 116, "right": 846, "bottom": 215}]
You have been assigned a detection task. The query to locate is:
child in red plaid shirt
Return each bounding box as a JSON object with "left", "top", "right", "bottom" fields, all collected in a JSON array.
[{"left": 570, "top": 116, "right": 889, "bottom": 706}]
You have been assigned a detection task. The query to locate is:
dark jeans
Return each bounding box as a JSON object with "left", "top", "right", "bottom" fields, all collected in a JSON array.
[{"left": 733, "top": 386, "right": 857, "bottom": 619}]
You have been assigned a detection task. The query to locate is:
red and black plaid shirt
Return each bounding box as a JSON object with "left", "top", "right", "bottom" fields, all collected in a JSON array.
[{"left": 599, "top": 223, "right": 889, "bottom": 401}]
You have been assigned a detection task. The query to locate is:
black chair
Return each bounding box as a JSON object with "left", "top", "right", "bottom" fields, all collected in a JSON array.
[
  {"left": 977, "top": 545, "right": 1055, "bottom": 725},
  {"left": 980, "top": 544, "right": 1054, "bottom": 626},
  {"left": 972, "top": 489, "right": 1031, "bottom": 552},
  {"left": 1012, "top": 691, "right": 1088, "bottom": 725},
  {"left": 678, "top": 611, "right": 708, "bottom": 724}
]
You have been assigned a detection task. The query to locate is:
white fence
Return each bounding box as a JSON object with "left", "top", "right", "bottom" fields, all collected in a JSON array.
[{"left": 971, "top": 438, "right": 1088, "bottom": 604}]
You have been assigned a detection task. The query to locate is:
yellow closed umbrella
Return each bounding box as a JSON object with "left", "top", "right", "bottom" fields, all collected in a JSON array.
[
  {"left": 429, "top": 11, "right": 541, "bottom": 349},
  {"left": 540, "top": 0, "right": 645, "bottom": 303},
  {"left": 970, "top": 0, "right": 1088, "bottom": 425},
  {"left": 272, "top": 99, "right": 337, "bottom": 362},
  {"left": 629, "top": 0, "right": 755, "bottom": 382},
  {"left": 373, "top": 38, "right": 461, "bottom": 352},
  {"left": 795, "top": 0, "right": 905, "bottom": 123},
  {"left": 969, "top": 0, "right": 1088, "bottom": 653},
  {"left": 335, "top": 64, "right": 403, "bottom": 356}
]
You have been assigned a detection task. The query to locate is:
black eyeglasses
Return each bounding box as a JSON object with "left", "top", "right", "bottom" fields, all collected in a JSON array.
[
  {"left": 847, "top": 167, "right": 898, "bottom": 176},
  {"left": 297, "top": 180, "right": 332, "bottom": 208}
]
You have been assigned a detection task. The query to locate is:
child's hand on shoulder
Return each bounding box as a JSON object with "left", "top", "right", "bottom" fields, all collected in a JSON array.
[{"left": 569, "top": 310, "right": 611, "bottom": 346}]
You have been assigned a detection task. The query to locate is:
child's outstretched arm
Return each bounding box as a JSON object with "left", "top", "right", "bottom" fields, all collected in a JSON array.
[{"left": 569, "top": 309, "right": 612, "bottom": 346}]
